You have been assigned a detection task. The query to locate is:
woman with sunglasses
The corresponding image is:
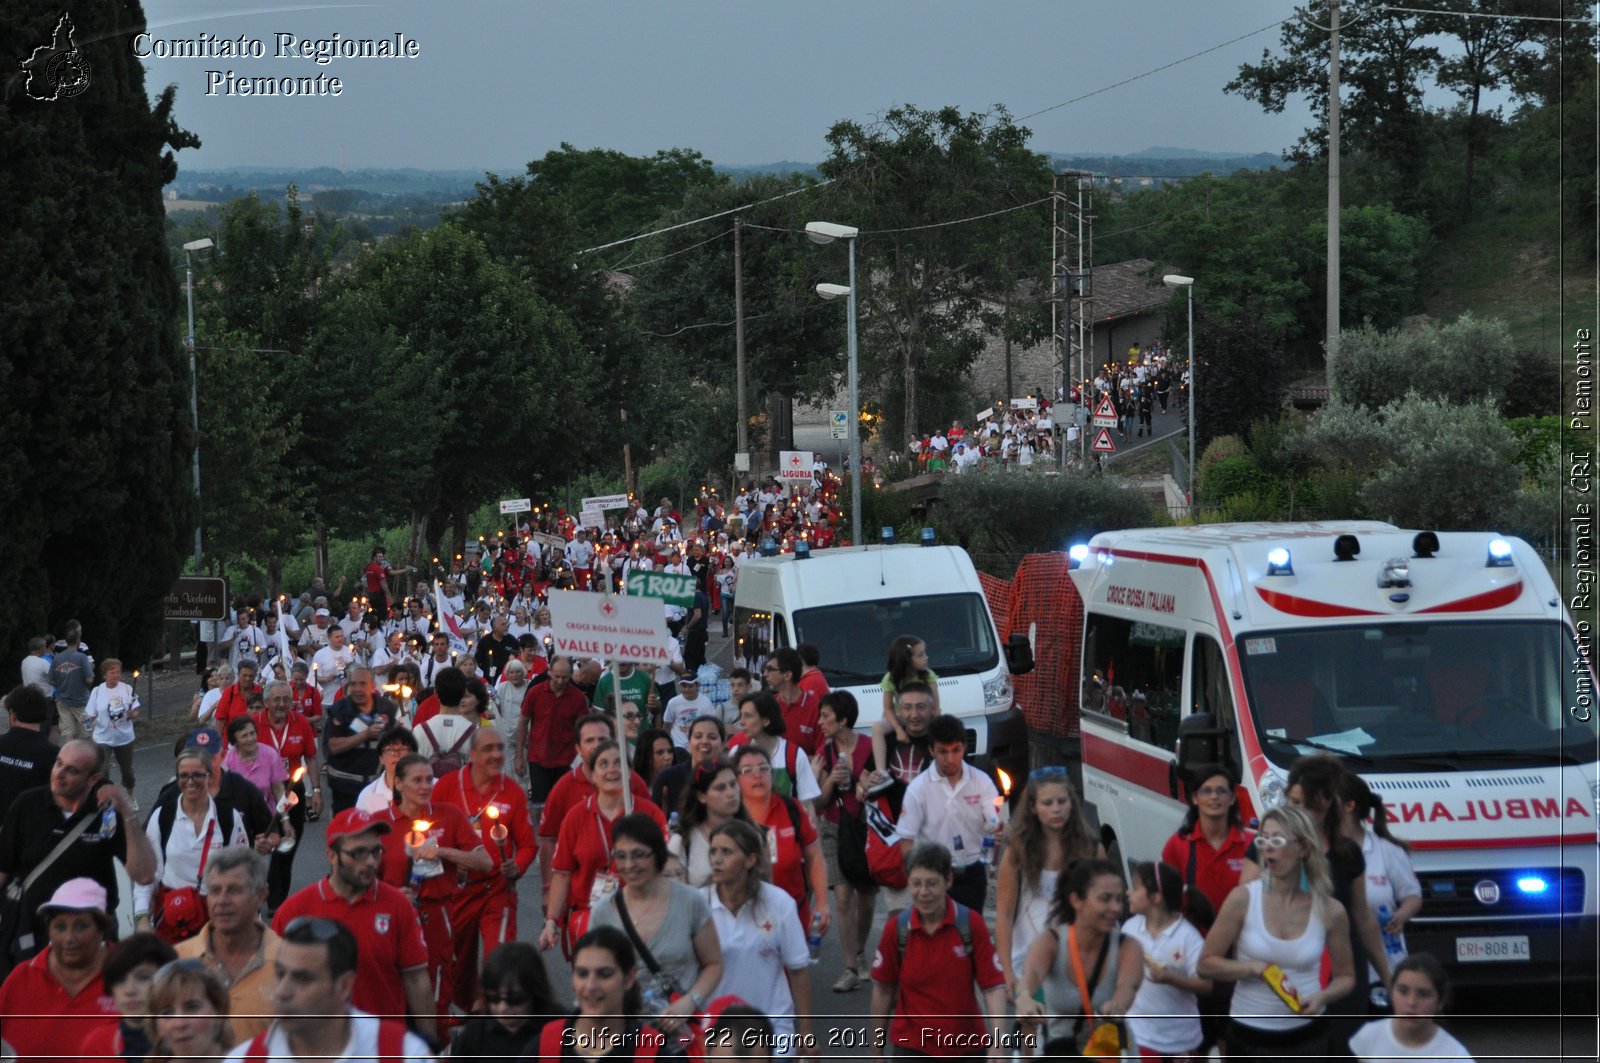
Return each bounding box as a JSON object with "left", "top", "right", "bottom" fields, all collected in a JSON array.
[
  {"left": 536, "top": 925, "right": 675, "bottom": 1061},
  {"left": 667, "top": 759, "right": 755, "bottom": 887},
  {"left": 591, "top": 815, "right": 723, "bottom": 1035},
  {"left": 539, "top": 740, "right": 668, "bottom": 958},
  {"left": 147, "top": 959, "right": 234, "bottom": 1063},
  {"left": 701, "top": 820, "right": 818, "bottom": 1059},
  {"left": 732, "top": 745, "right": 830, "bottom": 941},
  {"left": 375, "top": 753, "right": 492, "bottom": 1026},
  {"left": 1200, "top": 804, "right": 1355, "bottom": 1058},
  {"left": 995, "top": 764, "right": 1104, "bottom": 1002},
  {"left": 444, "top": 942, "right": 560, "bottom": 1058}
]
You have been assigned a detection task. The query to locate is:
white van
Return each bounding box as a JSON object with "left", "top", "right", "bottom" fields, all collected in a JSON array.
[
  {"left": 1066, "top": 521, "right": 1598, "bottom": 984},
  {"left": 733, "top": 541, "right": 1033, "bottom": 775}
]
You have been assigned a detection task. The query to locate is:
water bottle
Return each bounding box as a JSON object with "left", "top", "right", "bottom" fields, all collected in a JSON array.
[
  {"left": 639, "top": 977, "right": 670, "bottom": 1016},
  {"left": 1377, "top": 903, "right": 1405, "bottom": 961},
  {"left": 668, "top": 811, "right": 681, "bottom": 838},
  {"left": 807, "top": 912, "right": 823, "bottom": 964},
  {"left": 981, "top": 833, "right": 996, "bottom": 866}
]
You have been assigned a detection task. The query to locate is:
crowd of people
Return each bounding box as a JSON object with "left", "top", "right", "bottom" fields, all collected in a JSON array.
[{"left": 0, "top": 487, "right": 1473, "bottom": 1062}]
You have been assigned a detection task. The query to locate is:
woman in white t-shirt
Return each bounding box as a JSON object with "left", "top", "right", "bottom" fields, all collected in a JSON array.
[
  {"left": 1350, "top": 953, "right": 1474, "bottom": 1063},
  {"left": 1341, "top": 773, "right": 1422, "bottom": 1008},
  {"left": 192, "top": 665, "right": 229, "bottom": 725},
  {"left": 1123, "top": 861, "right": 1214, "bottom": 1060},
  {"left": 667, "top": 762, "right": 752, "bottom": 888}
]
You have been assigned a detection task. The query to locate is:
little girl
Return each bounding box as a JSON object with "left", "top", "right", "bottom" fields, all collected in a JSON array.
[
  {"left": 1123, "top": 861, "right": 1215, "bottom": 1062},
  {"left": 869, "top": 635, "right": 941, "bottom": 786},
  {"left": 1349, "top": 953, "right": 1475, "bottom": 1062},
  {"left": 445, "top": 942, "right": 560, "bottom": 1057}
]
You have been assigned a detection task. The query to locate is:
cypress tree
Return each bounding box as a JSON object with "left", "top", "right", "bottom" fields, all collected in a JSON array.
[{"left": 1, "top": 3, "right": 200, "bottom": 673}]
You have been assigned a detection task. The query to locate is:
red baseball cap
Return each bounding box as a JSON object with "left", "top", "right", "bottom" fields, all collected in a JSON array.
[{"left": 325, "top": 808, "right": 392, "bottom": 845}]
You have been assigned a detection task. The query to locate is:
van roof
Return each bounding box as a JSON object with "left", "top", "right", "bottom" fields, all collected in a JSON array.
[{"left": 736, "top": 543, "right": 980, "bottom": 612}]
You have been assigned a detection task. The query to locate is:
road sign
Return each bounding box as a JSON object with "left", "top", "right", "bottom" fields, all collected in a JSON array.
[
  {"left": 498, "top": 497, "right": 531, "bottom": 515},
  {"left": 777, "top": 450, "right": 815, "bottom": 482},
  {"left": 1091, "top": 395, "right": 1119, "bottom": 428},
  {"left": 581, "top": 493, "right": 631, "bottom": 512},
  {"left": 1091, "top": 427, "right": 1117, "bottom": 453},
  {"left": 164, "top": 577, "right": 229, "bottom": 621},
  {"left": 547, "top": 589, "right": 677, "bottom": 665},
  {"left": 829, "top": 410, "right": 848, "bottom": 439},
  {"left": 625, "top": 569, "right": 697, "bottom": 607}
]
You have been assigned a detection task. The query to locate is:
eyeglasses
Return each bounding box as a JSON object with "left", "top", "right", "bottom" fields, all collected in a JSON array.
[
  {"left": 622, "top": 712, "right": 641, "bottom": 721},
  {"left": 1029, "top": 765, "right": 1068, "bottom": 781},
  {"left": 337, "top": 844, "right": 385, "bottom": 862},
  {"left": 612, "top": 848, "right": 654, "bottom": 864},
  {"left": 761, "top": 665, "right": 779, "bottom": 673},
  {"left": 1196, "top": 786, "right": 1233, "bottom": 798},
  {"left": 1256, "top": 834, "right": 1293, "bottom": 850},
  {"left": 738, "top": 763, "right": 771, "bottom": 776},
  {"left": 177, "top": 772, "right": 209, "bottom": 783}
]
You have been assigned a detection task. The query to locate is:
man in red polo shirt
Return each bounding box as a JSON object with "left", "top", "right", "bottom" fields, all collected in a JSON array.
[
  {"left": 0, "top": 878, "right": 120, "bottom": 1063},
  {"left": 796, "top": 643, "right": 831, "bottom": 708},
  {"left": 270, "top": 809, "right": 434, "bottom": 1041},
  {"left": 533, "top": 712, "right": 650, "bottom": 886},
  {"left": 435, "top": 727, "right": 538, "bottom": 1014},
  {"left": 253, "top": 680, "right": 322, "bottom": 911},
  {"left": 870, "top": 843, "right": 1007, "bottom": 1059},
  {"left": 513, "top": 656, "right": 590, "bottom": 808}
]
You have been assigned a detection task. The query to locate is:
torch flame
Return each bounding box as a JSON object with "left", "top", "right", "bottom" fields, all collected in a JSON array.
[
  {"left": 412, "top": 820, "right": 431, "bottom": 833},
  {"left": 996, "top": 767, "right": 1013, "bottom": 796},
  {"left": 484, "top": 805, "right": 500, "bottom": 821},
  {"left": 291, "top": 766, "right": 306, "bottom": 784}
]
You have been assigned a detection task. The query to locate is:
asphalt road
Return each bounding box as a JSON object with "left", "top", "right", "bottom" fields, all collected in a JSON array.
[{"left": 99, "top": 628, "right": 1593, "bottom": 1060}]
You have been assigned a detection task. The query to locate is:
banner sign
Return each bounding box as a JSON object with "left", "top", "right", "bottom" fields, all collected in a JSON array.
[
  {"left": 581, "top": 494, "right": 632, "bottom": 512},
  {"left": 625, "top": 569, "right": 697, "bottom": 607},
  {"left": 548, "top": 590, "right": 676, "bottom": 665},
  {"left": 165, "top": 577, "right": 229, "bottom": 621},
  {"left": 778, "top": 450, "right": 815, "bottom": 482}
]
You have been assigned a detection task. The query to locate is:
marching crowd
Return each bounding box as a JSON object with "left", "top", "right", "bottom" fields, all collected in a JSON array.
[{"left": 1, "top": 490, "right": 1473, "bottom": 1063}]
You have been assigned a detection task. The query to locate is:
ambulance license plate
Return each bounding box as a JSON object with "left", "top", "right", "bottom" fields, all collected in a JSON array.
[{"left": 1455, "top": 935, "right": 1530, "bottom": 962}]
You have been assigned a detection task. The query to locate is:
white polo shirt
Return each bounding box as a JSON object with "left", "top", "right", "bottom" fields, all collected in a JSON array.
[
  {"left": 702, "top": 881, "right": 809, "bottom": 1050},
  {"left": 894, "top": 760, "right": 999, "bottom": 869},
  {"left": 222, "top": 1009, "right": 433, "bottom": 1063}
]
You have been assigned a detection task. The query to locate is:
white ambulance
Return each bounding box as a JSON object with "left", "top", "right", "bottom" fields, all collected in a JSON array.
[
  {"left": 732, "top": 539, "right": 1033, "bottom": 777},
  {"left": 1067, "top": 521, "right": 1597, "bottom": 983}
]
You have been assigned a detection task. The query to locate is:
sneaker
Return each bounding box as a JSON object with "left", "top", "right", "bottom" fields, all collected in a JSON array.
[{"left": 832, "top": 968, "right": 862, "bottom": 993}]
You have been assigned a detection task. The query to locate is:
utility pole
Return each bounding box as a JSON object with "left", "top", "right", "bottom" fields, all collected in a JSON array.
[
  {"left": 1327, "top": 0, "right": 1342, "bottom": 357},
  {"left": 733, "top": 217, "right": 748, "bottom": 477}
]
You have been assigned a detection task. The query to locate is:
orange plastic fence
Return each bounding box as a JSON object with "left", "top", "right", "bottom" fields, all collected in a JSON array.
[{"left": 980, "top": 553, "right": 1084, "bottom": 738}]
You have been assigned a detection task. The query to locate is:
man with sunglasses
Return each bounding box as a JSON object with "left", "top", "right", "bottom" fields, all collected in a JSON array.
[
  {"left": 227, "top": 916, "right": 433, "bottom": 1063},
  {"left": 270, "top": 809, "right": 434, "bottom": 1043}
]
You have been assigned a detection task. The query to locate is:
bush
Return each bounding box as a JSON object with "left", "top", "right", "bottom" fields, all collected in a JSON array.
[
  {"left": 1201, "top": 455, "right": 1272, "bottom": 507},
  {"left": 932, "top": 470, "right": 1161, "bottom": 573},
  {"left": 1329, "top": 313, "right": 1516, "bottom": 412}
]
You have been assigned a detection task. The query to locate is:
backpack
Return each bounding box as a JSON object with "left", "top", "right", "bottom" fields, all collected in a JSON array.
[
  {"left": 771, "top": 739, "right": 801, "bottom": 799},
  {"left": 895, "top": 902, "right": 973, "bottom": 958},
  {"left": 244, "top": 1017, "right": 407, "bottom": 1063},
  {"left": 863, "top": 792, "right": 908, "bottom": 890},
  {"left": 421, "top": 717, "right": 474, "bottom": 777}
]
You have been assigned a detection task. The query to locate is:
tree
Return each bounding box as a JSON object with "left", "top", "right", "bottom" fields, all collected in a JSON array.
[
  {"left": 1191, "top": 300, "right": 1290, "bottom": 451},
  {"left": 524, "top": 143, "right": 722, "bottom": 247},
  {"left": 0, "top": 1, "right": 200, "bottom": 670},
  {"left": 1328, "top": 314, "right": 1516, "bottom": 411},
  {"left": 819, "top": 105, "right": 1055, "bottom": 439}
]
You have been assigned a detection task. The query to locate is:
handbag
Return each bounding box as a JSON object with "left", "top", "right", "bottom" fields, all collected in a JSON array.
[
  {"left": 152, "top": 812, "right": 216, "bottom": 944},
  {"left": 0, "top": 803, "right": 102, "bottom": 976}
]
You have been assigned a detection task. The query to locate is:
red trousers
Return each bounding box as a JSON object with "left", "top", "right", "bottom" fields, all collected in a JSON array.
[{"left": 449, "top": 879, "right": 520, "bottom": 1011}]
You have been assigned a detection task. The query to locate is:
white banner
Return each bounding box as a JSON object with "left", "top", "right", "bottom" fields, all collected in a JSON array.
[
  {"left": 579, "top": 508, "right": 606, "bottom": 530},
  {"left": 547, "top": 590, "right": 677, "bottom": 665},
  {"left": 777, "top": 450, "right": 815, "bottom": 482},
  {"left": 1009, "top": 396, "right": 1038, "bottom": 410},
  {"left": 581, "top": 493, "right": 631, "bottom": 511},
  {"left": 498, "top": 497, "right": 531, "bottom": 514}
]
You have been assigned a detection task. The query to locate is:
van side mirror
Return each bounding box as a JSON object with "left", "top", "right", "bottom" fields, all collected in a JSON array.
[
  {"left": 1004, "top": 632, "right": 1035, "bottom": 676},
  {"left": 1177, "top": 712, "right": 1225, "bottom": 777}
]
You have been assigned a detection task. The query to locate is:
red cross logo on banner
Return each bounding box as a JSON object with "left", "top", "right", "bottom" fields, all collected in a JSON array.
[{"left": 599, "top": 599, "right": 618, "bottom": 618}]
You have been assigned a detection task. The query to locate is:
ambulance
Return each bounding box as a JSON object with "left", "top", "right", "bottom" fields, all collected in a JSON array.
[
  {"left": 732, "top": 538, "right": 1034, "bottom": 779},
  {"left": 1066, "top": 521, "right": 1598, "bottom": 983}
]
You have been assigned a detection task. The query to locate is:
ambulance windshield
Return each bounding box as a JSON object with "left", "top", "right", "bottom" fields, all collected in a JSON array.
[
  {"left": 793, "top": 593, "right": 999, "bottom": 684},
  {"left": 1237, "top": 620, "right": 1597, "bottom": 769}
]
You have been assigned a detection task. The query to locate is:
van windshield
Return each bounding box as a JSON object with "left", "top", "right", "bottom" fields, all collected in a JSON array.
[
  {"left": 793, "top": 593, "right": 998, "bottom": 684},
  {"left": 1237, "top": 620, "right": 1598, "bottom": 770}
]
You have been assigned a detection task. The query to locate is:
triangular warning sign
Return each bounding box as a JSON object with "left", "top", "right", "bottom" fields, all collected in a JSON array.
[
  {"left": 1092, "top": 394, "right": 1117, "bottom": 420},
  {"left": 1091, "top": 427, "right": 1117, "bottom": 452}
]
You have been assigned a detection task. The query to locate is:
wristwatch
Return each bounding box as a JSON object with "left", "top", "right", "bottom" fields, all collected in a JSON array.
[{"left": 688, "top": 989, "right": 707, "bottom": 1010}]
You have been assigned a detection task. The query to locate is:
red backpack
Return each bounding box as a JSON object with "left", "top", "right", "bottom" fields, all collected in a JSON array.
[{"left": 863, "top": 792, "right": 908, "bottom": 890}]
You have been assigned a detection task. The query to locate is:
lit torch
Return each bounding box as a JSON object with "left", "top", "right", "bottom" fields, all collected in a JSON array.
[{"left": 485, "top": 804, "right": 508, "bottom": 862}]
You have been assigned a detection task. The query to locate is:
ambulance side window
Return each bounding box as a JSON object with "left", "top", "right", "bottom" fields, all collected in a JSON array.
[
  {"left": 1190, "top": 634, "right": 1235, "bottom": 733},
  {"left": 1080, "top": 612, "right": 1185, "bottom": 751}
]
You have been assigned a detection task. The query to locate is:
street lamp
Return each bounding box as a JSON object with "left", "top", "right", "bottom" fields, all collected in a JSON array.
[
  {"left": 1163, "top": 274, "right": 1195, "bottom": 514},
  {"left": 807, "top": 220, "right": 862, "bottom": 546},
  {"left": 183, "top": 237, "right": 214, "bottom": 572}
]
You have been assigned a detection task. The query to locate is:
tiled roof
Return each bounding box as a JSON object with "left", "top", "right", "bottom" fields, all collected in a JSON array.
[{"left": 1086, "top": 258, "right": 1170, "bottom": 322}]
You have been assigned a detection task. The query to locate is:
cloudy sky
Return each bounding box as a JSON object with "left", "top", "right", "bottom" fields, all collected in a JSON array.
[{"left": 132, "top": 0, "right": 1327, "bottom": 171}]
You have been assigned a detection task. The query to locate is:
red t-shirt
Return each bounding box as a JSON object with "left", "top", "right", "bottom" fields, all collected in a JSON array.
[
  {"left": 1160, "top": 824, "right": 1254, "bottom": 917},
  {"left": 272, "top": 879, "right": 428, "bottom": 1022},
  {"left": 779, "top": 688, "right": 822, "bottom": 756},
  {"left": 376, "top": 802, "right": 483, "bottom": 903},
  {"left": 364, "top": 560, "right": 389, "bottom": 594},
  {"left": 870, "top": 898, "right": 1005, "bottom": 1054},
  {"left": 434, "top": 767, "right": 538, "bottom": 889},
  {"left": 213, "top": 683, "right": 261, "bottom": 747},
  {"left": 253, "top": 709, "right": 319, "bottom": 775},
  {"left": 521, "top": 682, "right": 595, "bottom": 769},
  {"left": 290, "top": 681, "right": 322, "bottom": 720},
  {"left": 0, "top": 947, "right": 118, "bottom": 1063},
  {"left": 756, "top": 796, "right": 818, "bottom": 918},
  {"left": 552, "top": 795, "right": 666, "bottom": 910},
  {"left": 412, "top": 693, "right": 441, "bottom": 727},
  {"left": 538, "top": 766, "right": 652, "bottom": 839}
]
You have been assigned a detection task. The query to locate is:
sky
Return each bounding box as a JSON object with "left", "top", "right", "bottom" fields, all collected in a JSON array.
[{"left": 130, "top": 0, "right": 1322, "bottom": 172}]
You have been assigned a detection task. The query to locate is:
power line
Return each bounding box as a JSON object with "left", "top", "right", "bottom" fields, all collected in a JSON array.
[
  {"left": 576, "top": 181, "right": 830, "bottom": 256},
  {"left": 1381, "top": 4, "right": 1594, "bottom": 23},
  {"left": 605, "top": 227, "right": 733, "bottom": 272},
  {"left": 741, "top": 196, "right": 1052, "bottom": 238},
  {"left": 1017, "top": 17, "right": 1290, "bottom": 122}
]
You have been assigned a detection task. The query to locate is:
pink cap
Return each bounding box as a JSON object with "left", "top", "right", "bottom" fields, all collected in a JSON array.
[{"left": 41, "top": 876, "right": 107, "bottom": 914}]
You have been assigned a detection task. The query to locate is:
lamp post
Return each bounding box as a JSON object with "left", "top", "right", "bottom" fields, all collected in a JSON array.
[
  {"left": 806, "top": 221, "right": 862, "bottom": 546},
  {"left": 183, "top": 237, "right": 214, "bottom": 572},
  {"left": 1163, "top": 274, "right": 1195, "bottom": 513}
]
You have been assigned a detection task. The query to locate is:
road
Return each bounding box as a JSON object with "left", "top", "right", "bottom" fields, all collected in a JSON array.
[{"left": 99, "top": 627, "right": 1591, "bottom": 1059}]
